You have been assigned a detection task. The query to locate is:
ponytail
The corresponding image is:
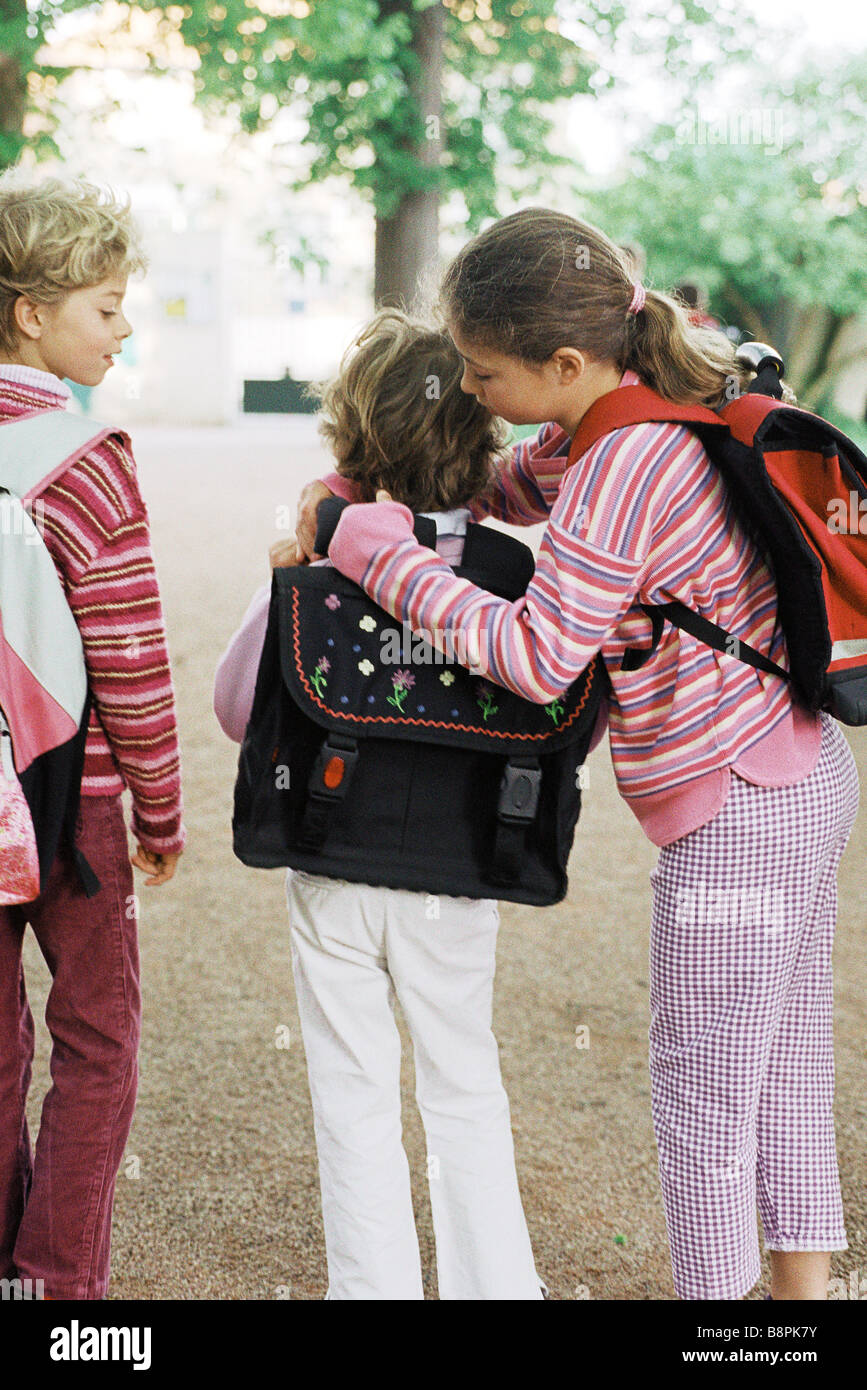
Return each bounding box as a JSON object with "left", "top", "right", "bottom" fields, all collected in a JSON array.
[
  {"left": 438, "top": 208, "right": 796, "bottom": 408},
  {"left": 626, "top": 287, "right": 796, "bottom": 408}
]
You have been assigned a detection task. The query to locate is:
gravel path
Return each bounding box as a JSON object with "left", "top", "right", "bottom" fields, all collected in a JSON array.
[{"left": 21, "top": 425, "right": 867, "bottom": 1300}]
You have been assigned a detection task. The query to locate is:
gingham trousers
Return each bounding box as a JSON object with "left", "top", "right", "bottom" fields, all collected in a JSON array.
[{"left": 648, "top": 714, "right": 859, "bottom": 1300}]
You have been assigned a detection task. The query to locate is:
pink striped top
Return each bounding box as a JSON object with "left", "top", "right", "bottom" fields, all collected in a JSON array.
[
  {"left": 324, "top": 369, "right": 821, "bottom": 846},
  {"left": 0, "top": 366, "right": 185, "bottom": 856}
]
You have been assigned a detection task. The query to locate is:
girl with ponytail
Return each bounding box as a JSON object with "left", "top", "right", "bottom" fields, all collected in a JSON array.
[{"left": 295, "top": 208, "right": 858, "bottom": 1302}]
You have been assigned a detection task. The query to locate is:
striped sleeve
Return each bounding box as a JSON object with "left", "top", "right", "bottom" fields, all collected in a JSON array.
[
  {"left": 43, "top": 434, "right": 186, "bottom": 856},
  {"left": 467, "top": 421, "right": 573, "bottom": 525},
  {"left": 328, "top": 423, "right": 685, "bottom": 704}
]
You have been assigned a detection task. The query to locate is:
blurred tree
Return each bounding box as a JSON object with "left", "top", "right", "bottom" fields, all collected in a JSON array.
[
  {"left": 130, "top": 0, "right": 747, "bottom": 308},
  {"left": 588, "top": 56, "right": 867, "bottom": 409},
  {"left": 145, "top": 0, "right": 602, "bottom": 307},
  {"left": 0, "top": 0, "right": 98, "bottom": 168},
  {"left": 2, "top": 0, "right": 753, "bottom": 309}
]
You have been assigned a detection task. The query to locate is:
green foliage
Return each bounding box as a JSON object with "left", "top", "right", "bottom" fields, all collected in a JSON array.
[
  {"left": 582, "top": 55, "right": 867, "bottom": 396},
  {"left": 0, "top": 0, "right": 100, "bottom": 169},
  {"left": 828, "top": 412, "right": 867, "bottom": 452},
  {"left": 150, "top": 0, "right": 594, "bottom": 223},
  {"left": 135, "top": 0, "right": 747, "bottom": 229}
]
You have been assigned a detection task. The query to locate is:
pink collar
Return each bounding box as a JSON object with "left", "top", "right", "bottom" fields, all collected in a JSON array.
[{"left": 0, "top": 363, "right": 71, "bottom": 401}]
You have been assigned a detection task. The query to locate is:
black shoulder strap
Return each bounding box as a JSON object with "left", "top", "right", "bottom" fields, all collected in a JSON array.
[
  {"left": 623, "top": 599, "right": 790, "bottom": 683},
  {"left": 315, "top": 498, "right": 536, "bottom": 596},
  {"left": 458, "top": 522, "right": 536, "bottom": 594},
  {"left": 64, "top": 686, "right": 101, "bottom": 897}
]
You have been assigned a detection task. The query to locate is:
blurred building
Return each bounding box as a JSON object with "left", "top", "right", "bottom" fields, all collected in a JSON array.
[{"left": 34, "top": 14, "right": 375, "bottom": 424}]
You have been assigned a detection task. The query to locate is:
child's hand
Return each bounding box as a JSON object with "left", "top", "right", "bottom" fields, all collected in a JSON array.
[
  {"left": 295, "top": 479, "right": 334, "bottom": 561},
  {"left": 131, "top": 846, "right": 182, "bottom": 886},
  {"left": 375, "top": 489, "right": 393, "bottom": 503},
  {"left": 270, "top": 537, "right": 303, "bottom": 569}
]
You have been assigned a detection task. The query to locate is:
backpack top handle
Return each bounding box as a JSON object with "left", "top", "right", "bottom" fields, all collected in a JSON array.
[{"left": 736, "top": 341, "right": 785, "bottom": 400}]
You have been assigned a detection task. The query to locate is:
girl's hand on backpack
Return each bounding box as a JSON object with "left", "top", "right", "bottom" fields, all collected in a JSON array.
[
  {"left": 131, "top": 845, "right": 182, "bottom": 886},
  {"left": 295, "top": 479, "right": 334, "bottom": 561}
]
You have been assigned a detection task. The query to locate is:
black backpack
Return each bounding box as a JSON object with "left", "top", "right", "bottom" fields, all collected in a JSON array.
[{"left": 232, "top": 501, "right": 606, "bottom": 905}]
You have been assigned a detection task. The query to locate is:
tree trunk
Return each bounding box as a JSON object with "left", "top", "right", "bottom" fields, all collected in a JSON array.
[
  {"left": 373, "top": 0, "right": 443, "bottom": 311},
  {"left": 0, "top": 1, "right": 26, "bottom": 126}
]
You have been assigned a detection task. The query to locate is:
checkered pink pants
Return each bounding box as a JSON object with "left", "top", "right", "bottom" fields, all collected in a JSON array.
[{"left": 648, "top": 714, "right": 859, "bottom": 1300}]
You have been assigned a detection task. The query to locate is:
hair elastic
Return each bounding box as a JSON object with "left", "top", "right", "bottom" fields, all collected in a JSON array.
[{"left": 628, "top": 282, "right": 646, "bottom": 315}]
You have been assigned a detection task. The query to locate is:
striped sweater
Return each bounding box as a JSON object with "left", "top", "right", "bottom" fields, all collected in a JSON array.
[
  {"left": 325, "top": 369, "right": 821, "bottom": 845},
  {"left": 0, "top": 366, "right": 185, "bottom": 856}
]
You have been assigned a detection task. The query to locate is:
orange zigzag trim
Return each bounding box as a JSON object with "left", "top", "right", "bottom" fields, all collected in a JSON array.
[{"left": 290, "top": 587, "right": 595, "bottom": 741}]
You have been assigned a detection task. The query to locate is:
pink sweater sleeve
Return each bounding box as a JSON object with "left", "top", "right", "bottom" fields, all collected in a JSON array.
[
  {"left": 326, "top": 421, "right": 673, "bottom": 705},
  {"left": 214, "top": 584, "right": 272, "bottom": 743},
  {"left": 467, "top": 422, "right": 574, "bottom": 525},
  {"left": 322, "top": 471, "right": 357, "bottom": 501},
  {"left": 54, "top": 442, "right": 186, "bottom": 856}
]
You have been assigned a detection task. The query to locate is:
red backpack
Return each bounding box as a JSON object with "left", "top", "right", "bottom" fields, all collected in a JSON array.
[{"left": 568, "top": 343, "right": 867, "bottom": 725}]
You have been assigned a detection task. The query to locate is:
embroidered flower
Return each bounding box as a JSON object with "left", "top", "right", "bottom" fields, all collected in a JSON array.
[
  {"left": 439, "top": 671, "right": 455, "bottom": 687},
  {"left": 387, "top": 668, "right": 415, "bottom": 713},
  {"left": 545, "top": 697, "right": 565, "bottom": 727},
  {"left": 476, "top": 681, "right": 499, "bottom": 723},
  {"left": 325, "top": 594, "right": 341, "bottom": 611},
  {"left": 359, "top": 615, "right": 377, "bottom": 632},
  {"left": 310, "top": 655, "right": 330, "bottom": 698},
  {"left": 358, "top": 659, "right": 375, "bottom": 676}
]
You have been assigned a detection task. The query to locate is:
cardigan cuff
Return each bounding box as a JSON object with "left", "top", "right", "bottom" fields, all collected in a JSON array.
[
  {"left": 328, "top": 500, "right": 415, "bottom": 585},
  {"left": 321, "top": 471, "right": 357, "bottom": 502}
]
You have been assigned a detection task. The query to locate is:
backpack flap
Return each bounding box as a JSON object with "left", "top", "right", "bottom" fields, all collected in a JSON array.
[{"left": 274, "top": 563, "right": 599, "bottom": 755}]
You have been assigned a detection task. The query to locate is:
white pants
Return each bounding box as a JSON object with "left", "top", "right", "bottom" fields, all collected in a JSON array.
[{"left": 286, "top": 869, "right": 543, "bottom": 1300}]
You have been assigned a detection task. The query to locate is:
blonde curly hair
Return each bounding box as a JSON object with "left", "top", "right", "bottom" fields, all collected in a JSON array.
[
  {"left": 0, "top": 171, "right": 147, "bottom": 354},
  {"left": 310, "top": 307, "right": 509, "bottom": 512}
]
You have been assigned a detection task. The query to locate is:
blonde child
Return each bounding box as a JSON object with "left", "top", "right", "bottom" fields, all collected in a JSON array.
[{"left": 0, "top": 174, "right": 184, "bottom": 1299}]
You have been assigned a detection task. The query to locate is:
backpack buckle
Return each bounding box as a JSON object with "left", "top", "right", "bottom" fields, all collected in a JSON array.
[
  {"left": 299, "top": 735, "right": 359, "bottom": 850},
  {"left": 308, "top": 735, "right": 359, "bottom": 801},
  {"left": 490, "top": 758, "right": 543, "bottom": 888},
  {"left": 497, "top": 760, "right": 542, "bottom": 823}
]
